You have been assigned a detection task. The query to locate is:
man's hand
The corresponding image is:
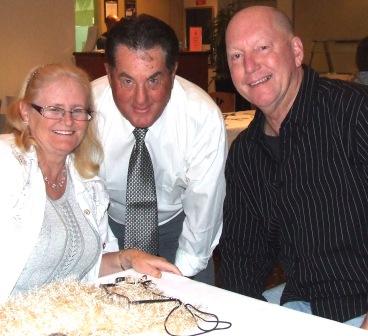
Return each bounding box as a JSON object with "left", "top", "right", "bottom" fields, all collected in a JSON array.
[
  {"left": 361, "top": 313, "right": 368, "bottom": 329},
  {"left": 119, "top": 248, "right": 182, "bottom": 278}
]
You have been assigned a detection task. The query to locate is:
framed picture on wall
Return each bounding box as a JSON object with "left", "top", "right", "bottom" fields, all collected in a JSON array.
[{"left": 104, "top": 0, "right": 118, "bottom": 19}]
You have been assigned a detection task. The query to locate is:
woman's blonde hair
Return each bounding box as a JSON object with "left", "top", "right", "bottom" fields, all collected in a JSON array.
[{"left": 6, "top": 63, "right": 103, "bottom": 178}]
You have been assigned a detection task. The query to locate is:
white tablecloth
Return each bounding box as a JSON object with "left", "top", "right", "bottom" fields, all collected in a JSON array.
[
  {"left": 224, "top": 110, "right": 255, "bottom": 144},
  {"left": 98, "top": 270, "right": 365, "bottom": 335}
]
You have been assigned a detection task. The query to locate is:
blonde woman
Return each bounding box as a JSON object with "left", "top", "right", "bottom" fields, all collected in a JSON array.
[{"left": 0, "top": 63, "right": 180, "bottom": 302}]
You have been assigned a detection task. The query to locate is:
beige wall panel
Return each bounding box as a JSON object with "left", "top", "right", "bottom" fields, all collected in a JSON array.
[
  {"left": 137, "top": 0, "right": 184, "bottom": 46},
  {"left": 294, "top": 0, "right": 368, "bottom": 74},
  {"left": 137, "top": 0, "right": 172, "bottom": 21},
  {"left": 0, "top": 0, "right": 75, "bottom": 99}
]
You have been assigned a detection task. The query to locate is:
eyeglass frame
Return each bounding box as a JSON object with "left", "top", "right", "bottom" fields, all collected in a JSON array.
[{"left": 30, "top": 103, "right": 93, "bottom": 121}]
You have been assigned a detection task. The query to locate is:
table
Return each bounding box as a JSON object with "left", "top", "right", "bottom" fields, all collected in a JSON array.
[
  {"left": 224, "top": 110, "right": 255, "bottom": 144},
  {"left": 320, "top": 72, "right": 354, "bottom": 81},
  {"left": 98, "top": 270, "right": 365, "bottom": 335}
]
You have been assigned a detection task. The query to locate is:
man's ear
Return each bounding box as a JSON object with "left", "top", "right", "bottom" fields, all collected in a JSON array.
[
  {"left": 171, "top": 62, "right": 178, "bottom": 79},
  {"left": 170, "top": 62, "right": 178, "bottom": 87},
  {"left": 104, "top": 63, "right": 112, "bottom": 85},
  {"left": 291, "top": 36, "right": 304, "bottom": 67}
]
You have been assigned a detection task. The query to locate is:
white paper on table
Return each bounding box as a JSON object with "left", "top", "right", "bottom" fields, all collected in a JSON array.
[{"left": 97, "top": 270, "right": 366, "bottom": 335}]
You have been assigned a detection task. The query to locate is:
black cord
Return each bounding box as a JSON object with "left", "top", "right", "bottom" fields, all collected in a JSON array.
[
  {"left": 103, "top": 276, "right": 232, "bottom": 336},
  {"left": 164, "top": 302, "right": 232, "bottom": 336}
]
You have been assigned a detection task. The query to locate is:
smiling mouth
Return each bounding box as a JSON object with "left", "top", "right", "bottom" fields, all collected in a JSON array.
[
  {"left": 53, "top": 130, "right": 75, "bottom": 135},
  {"left": 249, "top": 74, "right": 272, "bottom": 87},
  {"left": 133, "top": 109, "right": 151, "bottom": 116}
]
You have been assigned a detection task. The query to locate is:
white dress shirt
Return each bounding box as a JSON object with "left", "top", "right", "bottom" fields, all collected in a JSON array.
[{"left": 92, "top": 75, "right": 227, "bottom": 276}]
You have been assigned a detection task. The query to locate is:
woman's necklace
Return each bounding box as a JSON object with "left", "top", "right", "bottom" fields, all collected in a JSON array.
[{"left": 43, "top": 165, "right": 67, "bottom": 191}]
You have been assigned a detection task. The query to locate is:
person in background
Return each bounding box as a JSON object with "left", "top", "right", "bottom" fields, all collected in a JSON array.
[
  {"left": 354, "top": 36, "right": 368, "bottom": 85},
  {"left": 218, "top": 5, "right": 368, "bottom": 328},
  {"left": 0, "top": 63, "right": 180, "bottom": 302},
  {"left": 92, "top": 14, "right": 226, "bottom": 285},
  {"left": 96, "top": 14, "right": 119, "bottom": 50}
]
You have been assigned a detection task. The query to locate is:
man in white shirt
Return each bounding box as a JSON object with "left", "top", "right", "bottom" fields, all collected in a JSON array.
[{"left": 92, "top": 14, "right": 226, "bottom": 284}]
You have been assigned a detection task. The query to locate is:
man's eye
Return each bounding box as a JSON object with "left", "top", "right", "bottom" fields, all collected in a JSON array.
[
  {"left": 147, "top": 76, "right": 161, "bottom": 88},
  {"left": 230, "top": 53, "right": 241, "bottom": 61},
  {"left": 149, "top": 77, "right": 159, "bottom": 84},
  {"left": 120, "top": 78, "right": 134, "bottom": 87},
  {"left": 259, "top": 45, "right": 269, "bottom": 51}
]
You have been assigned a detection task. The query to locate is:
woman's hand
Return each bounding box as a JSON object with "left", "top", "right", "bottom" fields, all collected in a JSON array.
[{"left": 100, "top": 249, "right": 182, "bottom": 278}]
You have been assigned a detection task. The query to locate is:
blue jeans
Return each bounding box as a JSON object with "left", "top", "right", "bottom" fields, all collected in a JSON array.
[{"left": 263, "top": 283, "right": 365, "bottom": 327}]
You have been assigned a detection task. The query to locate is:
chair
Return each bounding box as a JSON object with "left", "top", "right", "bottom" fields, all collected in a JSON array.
[{"left": 209, "top": 91, "right": 235, "bottom": 113}]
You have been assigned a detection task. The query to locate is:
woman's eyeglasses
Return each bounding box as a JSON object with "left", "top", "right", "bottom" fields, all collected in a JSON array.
[{"left": 30, "top": 103, "right": 93, "bottom": 121}]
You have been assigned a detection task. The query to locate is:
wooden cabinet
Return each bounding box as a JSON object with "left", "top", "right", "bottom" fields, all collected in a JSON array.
[
  {"left": 73, "top": 52, "right": 106, "bottom": 81},
  {"left": 177, "top": 51, "right": 209, "bottom": 91},
  {"left": 74, "top": 50, "right": 209, "bottom": 91}
]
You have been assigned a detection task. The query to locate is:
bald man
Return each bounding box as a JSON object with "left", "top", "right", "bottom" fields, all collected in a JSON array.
[{"left": 218, "top": 5, "right": 368, "bottom": 328}]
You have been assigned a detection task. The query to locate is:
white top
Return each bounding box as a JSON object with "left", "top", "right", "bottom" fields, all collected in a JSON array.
[
  {"left": 92, "top": 75, "right": 227, "bottom": 276},
  {"left": 0, "top": 134, "right": 118, "bottom": 302}
]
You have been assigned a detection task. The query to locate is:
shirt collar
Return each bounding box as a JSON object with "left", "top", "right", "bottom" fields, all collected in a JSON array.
[
  {"left": 123, "top": 106, "right": 168, "bottom": 143},
  {"left": 247, "top": 66, "right": 319, "bottom": 142},
  {"left": 285, "top": 65, "right": 318, "bottom": 129}
]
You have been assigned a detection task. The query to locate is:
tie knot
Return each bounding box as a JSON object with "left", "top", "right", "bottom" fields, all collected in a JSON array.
[{"left": 133, "top": 128, "right": 148, "bottom": 142}]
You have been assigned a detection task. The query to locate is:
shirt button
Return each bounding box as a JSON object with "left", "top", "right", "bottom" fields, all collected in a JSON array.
[{"left": 84, "top": 209, "right": 91, "bottom": 215}]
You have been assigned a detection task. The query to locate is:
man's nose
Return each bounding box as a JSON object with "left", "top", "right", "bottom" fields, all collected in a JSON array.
[
  {"left": 134, "top": 84, "right": 148, "bottom": 105},
  {"left": 244, "top": 54, "right": 259, "bottom": 73}
]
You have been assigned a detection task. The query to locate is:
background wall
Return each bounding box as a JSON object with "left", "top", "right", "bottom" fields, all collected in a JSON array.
[
  {"left": 1, "top": 0, "right": 368, "bottom": 100},
  {"left": 294, "top": 0, "right": 368, "bottom": 74},
  {"left": 0, "top": 0, "right": 75, "bottom": 99},
  {"left": 95, "top": 0, "right": 184, "bottom": 49},
  {"left": 218, "top": 0, "right": 367, "bottom": 74},
  {"left": 138, "top": 0, "right": 184, "bottom": 45}
]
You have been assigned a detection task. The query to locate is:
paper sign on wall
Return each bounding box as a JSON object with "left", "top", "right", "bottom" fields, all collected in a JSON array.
[{"left": 189, "top": 26, "right": 202, "bottom": 52}]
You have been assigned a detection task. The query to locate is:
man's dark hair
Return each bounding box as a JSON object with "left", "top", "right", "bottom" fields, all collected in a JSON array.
[
  {"left": 106, "top": 14, "right": 179, "bottom": 73},
  {"left": 356, "top": 36, "right": 368, "bottom": 72}
]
